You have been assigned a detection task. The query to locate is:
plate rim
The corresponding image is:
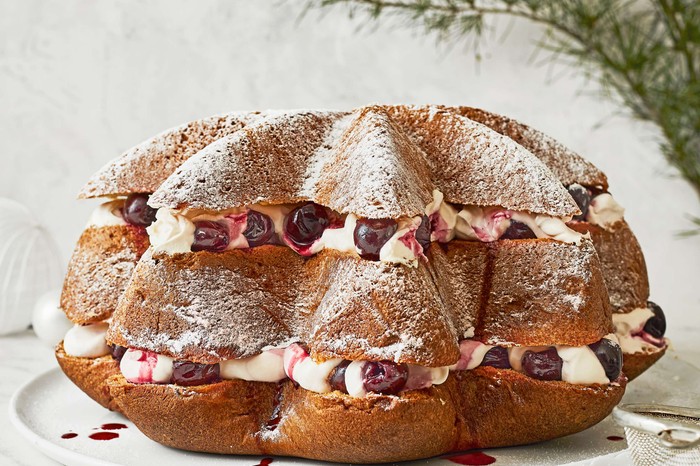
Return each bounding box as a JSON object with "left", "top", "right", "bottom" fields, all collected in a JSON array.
[{"left": 9, "top": 367, "right": 121, "bottom": 466}]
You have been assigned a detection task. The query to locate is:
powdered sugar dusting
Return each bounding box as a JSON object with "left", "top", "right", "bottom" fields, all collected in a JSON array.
[
  {"left": 149, "top": 111, "right": 346, "bottom": 211},
  {"left": 387, "top": 105, "right": 580, "bottom": 216},
  {"left": 300, "top": 114, "right": 355, "bottom": 196},
  {"left": 518, "top": 125, "right": 608, "bottom": 189},
  {"left": 79, "top": 111, "right": 265, "bottom": 198},
  {"left": 313, "top": 106, "right": 434, "bottom": 218},
  {"left": 109, "top": 237, "right": 609, "bottom": 365},
  {"left": 451, "top": 106, "right": 608, "bottom": 189},
  {"left": 145, "top": 105, "right": 578, "bottom": 218},
  {"left": 61, "top": 226, "right": 148, "bottom": 323}
]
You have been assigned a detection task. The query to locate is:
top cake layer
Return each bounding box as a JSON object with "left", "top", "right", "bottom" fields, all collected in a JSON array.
[
  {"left": 450, "top": 106, "right": 609, "bottom": 190},
  {"left": 79, "top": 111, "right": 266, "bottom": 199},
  {"left": 81, "top": 105, "right": 589, "bottom": 219}
]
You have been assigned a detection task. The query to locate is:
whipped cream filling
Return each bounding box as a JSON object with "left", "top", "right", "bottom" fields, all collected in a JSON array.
[
  {"left": 63, "top": 323, "right": 111, "bottom": 358},
  {"left": 425, "top": 190, "right": 458, "bottom": 242},
  {"left": 587, "top": 193, "right": 624, "bottom": 229},
  {"left": 450, "top": 337, "right": 619, "bottom": 384},
  {"left": 455, "top": 207, "right": 584, "bottom": 245},
  {"left": 379, "top": 216, "right": 424, "bottom": 266},
  {"left": 344, "top": 361, "right": 368, "bottom": 397},
  {"left": 120, "top": 349, "right": 174, "bottom": 384},
  {"left": 283, "top": 344, "right": 343, "bottom": 393},
  {"left": 148, "top": 189, "right": 584, "bottom": 260},
  {"left": 116, "top": 337, "right": 617, "bottom": 396},
  {"left": 613, "top": 307, "right": 668, "bottom": 354},
  {"left": 86, "top": 199, "right": 127, "bottom": 228},
  {"left": 147, "top": 209, "right": 196, "bottom": 253},
  {"left": 282, "top": 343, "right": 448, "bottom": 397},
  {"left": 220, "top": 349, "right": 286, "bottom": 382}
]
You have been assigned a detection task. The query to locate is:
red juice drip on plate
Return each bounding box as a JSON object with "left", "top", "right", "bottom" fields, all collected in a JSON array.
[
  {"left": 101, "top": 423, "right": 128, "bottom": 430},
  {"left": 254, "top": 459, "right": 273, "bottom": 466},
  {"left": 446, "top": 451, "right": 496, "bottom": 465},
  {"left": 61, "top": 433, "right": 78, "bottom": 439},
  {"left": 89, "top": 432, "right": 119, "bottom": 441},
  {"left": 607, "top": 435, "right": 625, "bottom": 441}
]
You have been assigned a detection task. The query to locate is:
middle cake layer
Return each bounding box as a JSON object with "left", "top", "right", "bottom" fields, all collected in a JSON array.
[{"left": 107, "top": 238, "right": 611, "bottom": 367}]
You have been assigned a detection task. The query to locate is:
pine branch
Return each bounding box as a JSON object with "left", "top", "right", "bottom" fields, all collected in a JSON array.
[{"left": 315, "top": 0, "right": 700, "bottom": 228}]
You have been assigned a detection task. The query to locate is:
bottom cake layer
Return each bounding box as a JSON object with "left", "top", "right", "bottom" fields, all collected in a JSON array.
[
  {"left": 100, "top": 366, "right": 625, "bottom": 463},
  {"left": 55, "top": 343, "right": 121, "bottom": 412}
]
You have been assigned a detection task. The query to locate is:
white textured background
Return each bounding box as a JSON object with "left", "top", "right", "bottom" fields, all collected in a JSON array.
[{"left": 1, "top": 0, "right": 699, "bottom": 340}]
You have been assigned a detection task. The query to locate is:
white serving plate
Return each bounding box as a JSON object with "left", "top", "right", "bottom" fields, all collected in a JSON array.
[{"left": 9, "top": 355, "right": 699, "bottom": 466}]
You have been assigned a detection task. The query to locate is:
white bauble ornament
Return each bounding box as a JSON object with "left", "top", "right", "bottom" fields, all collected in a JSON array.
[
  {"left": 32, "top": 289, "right": 72, "bottom": 346},
  {"left": 0, "top": 198, "right": 63, "bottom": 335}
]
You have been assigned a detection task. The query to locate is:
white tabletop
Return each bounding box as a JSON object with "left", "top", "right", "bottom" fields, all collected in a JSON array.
[{"left": 1, "top": 330, "right": 698, "bottom": 466}]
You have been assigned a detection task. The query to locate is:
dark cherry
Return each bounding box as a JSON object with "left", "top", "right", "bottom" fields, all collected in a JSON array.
[
  {"left": 589, "top": 339, "right": 622, "bottom": 381},
  {"left": 353, "top": 218, "right": 398, "bottom": 260},
  {"left": 328, "top": 360, "right": 351, "bottom": 393},
  {"left": 415, "top": 215, "right": 431, "bottom": 253},
  {"left": 108, "top": 344, "right": 127, "bottom": 362},
  {"left": 643, "top": 301, "right": 666, "bottom": 338},
  {"left": 521, "top": 347, "right": 563, "bottom": 381},
  {"left": 171, "top": 361, "right": 221, "bottom": 386},
  {"left": 244, "top": 210, "right": 275, "bottom": 247},
  {"left": 284, "top": 203, "right": 331, "bottom": 248},
  {"left": 567, "top": 184, "right": 592, "bottom": 221},
  {"left": 192, "top": 221, "right": 229, "bottom": 252},
  {"left": 480, "top": 347, "right": 511, "bottom": 369},
  {"left": 500, "top": 220, "right": 537, "bottom": 240},
  {"left": 361, "top": 361, "right": 409, "bottom": 395},
  {"left": 122, "top": 193, "right": 157, "bottom": 227}
]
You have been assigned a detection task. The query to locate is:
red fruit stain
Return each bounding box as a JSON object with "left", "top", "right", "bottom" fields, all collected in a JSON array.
[
  {"left": 447, "top": 451, "right": 496, "bottom": 465},
  {"left": 607, "top": 435, "right": 625, "bottom": 441},
  {"left": 101, "top": 423, "right": 128, "bottom": 430},
  {"left": 254, "top": 458, "right": 273, "bottom": 466},
  {"left": 61, "top": 433, "right": 78, "bottom": 439},
  {"left": 89, "top": 432, "right": 119, "bottom": 441}
]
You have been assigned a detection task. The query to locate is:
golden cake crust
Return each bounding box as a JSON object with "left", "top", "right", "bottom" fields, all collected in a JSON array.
[
  {"left": 569, "top": 221, "right": 649, "bottom": 312},
  {"left": 55, "top": 342, "right": 121, "bottom": 411},
  {"left": 60, "top": 225, "right": 149, "bottom": 323},
  {"left": 106, "top": 367, "right": 625, "bottom": 463}
]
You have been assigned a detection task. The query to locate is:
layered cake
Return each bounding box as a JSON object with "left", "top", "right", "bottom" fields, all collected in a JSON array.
[{"left": 57, "top": 105, "right": 666, "bottom": 463}]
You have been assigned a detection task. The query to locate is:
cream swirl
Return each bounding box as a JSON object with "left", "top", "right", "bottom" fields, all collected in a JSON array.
[
  {"left": 379, "top": 216, "right": 423, "bottom": 266},
  {"left": 525, "top": 213, "right": 585, "bottom": 245},
  {"left": 587, "top": 193, "right": 624, "bottom": 229},
  {"left": 120, "top": 349, "right": 174, "bottom": 384},
  {"left": 63, "top": 323, "right": 110, "bottom": 358},
  {"left": 556, "top": 344, "right": 609, "bottom": 384},
  {"left": 220, "top": 350, "right": 286, "bottom": 382},
  {"left": 147, "top": 209, "right": 195, "bottom": 253},
  {"left": 86, "top": 199, "right": 127, "bottom": 227}
]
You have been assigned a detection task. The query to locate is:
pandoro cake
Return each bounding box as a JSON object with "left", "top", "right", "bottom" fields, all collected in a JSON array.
[{"left": 56, "top": 105, "right": 667, "bottom": 463}]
